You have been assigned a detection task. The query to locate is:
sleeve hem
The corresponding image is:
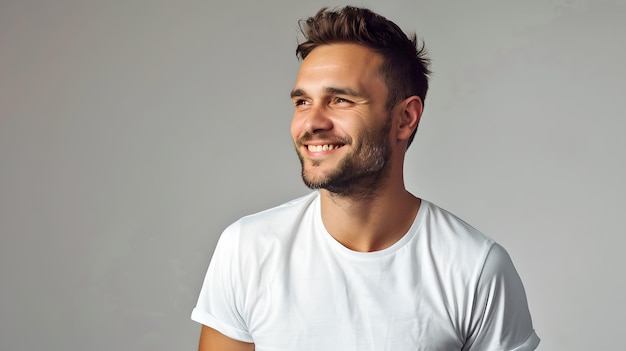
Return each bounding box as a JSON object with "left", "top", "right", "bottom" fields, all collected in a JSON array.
[
  {"left": 191, "top": 308, "right": 254, "bottom": 343},
  {"left": 510, "top": 330, "right": 540, "bottom": 351}
]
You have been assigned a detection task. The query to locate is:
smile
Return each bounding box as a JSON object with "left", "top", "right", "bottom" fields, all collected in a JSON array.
[{"left": 307, "top": 144, "right": 344, "bottom": 152}]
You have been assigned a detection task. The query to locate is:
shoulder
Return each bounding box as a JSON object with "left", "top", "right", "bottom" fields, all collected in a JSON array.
[
  {"left": 217, "top": 191, "right": 319, "bottom": 251},
  {"left": 413, "top": 200, "right": 507, "bottom": 296},
  {"left": 418, "top": 200, "right": 495, "bottom": 257},
  {"left": 415, "top": 201, "right": 538, "bottom": 347},
  {"left": 237, "top": 191, "right": 319, "bottom": 228}
]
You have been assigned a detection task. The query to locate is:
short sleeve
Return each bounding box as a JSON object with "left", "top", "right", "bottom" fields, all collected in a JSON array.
[
  {"left": 465, "top": 243, "right": 540, "bottom": 351},
  {"left": 191, "top": 222, "right": 254, "bottom": 343}
]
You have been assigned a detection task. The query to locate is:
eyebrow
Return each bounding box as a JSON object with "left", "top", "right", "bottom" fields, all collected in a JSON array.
[
  {"left": 290, "top": 87, "right": 365, "bottom": 99},
  {"left": 290, "top": 89, "right": 306, "bottom": 99}
]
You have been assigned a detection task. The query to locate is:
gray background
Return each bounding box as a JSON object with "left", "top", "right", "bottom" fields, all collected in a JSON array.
[{"left": 1, "top": 0, "right": 624, "bottom": 350}]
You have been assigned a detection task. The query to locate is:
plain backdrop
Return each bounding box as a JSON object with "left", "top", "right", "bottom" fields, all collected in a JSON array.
[{"left": 1, "top": 0, "right": 625, "bottom": 350}]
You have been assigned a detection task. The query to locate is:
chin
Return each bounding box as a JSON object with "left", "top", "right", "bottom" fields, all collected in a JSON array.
[
  {"left": 301, "top": 168, "right": 336, "bottom": 189},
  {"left": 302, "top": 173, "right": 329, "bottom": 188}
]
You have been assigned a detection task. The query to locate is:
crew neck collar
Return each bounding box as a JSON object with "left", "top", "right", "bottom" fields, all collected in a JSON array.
[{"left": 311, "top": 192, "right": 428, "bottom": 259}]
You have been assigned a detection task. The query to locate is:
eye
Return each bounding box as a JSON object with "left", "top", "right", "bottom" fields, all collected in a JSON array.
[
  {"left": 294, "top": 99, "right": 309, "bottom": 106},
  {"left": 334, "top": 97, "right": 353, "bottom": 104}
]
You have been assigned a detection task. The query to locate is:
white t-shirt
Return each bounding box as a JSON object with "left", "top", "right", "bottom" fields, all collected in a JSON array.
[{"left": 192, "top": 192, "right": 539, "bottom": 350}]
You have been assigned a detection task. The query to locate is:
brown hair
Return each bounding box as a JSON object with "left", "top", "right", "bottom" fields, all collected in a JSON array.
[{"left": 296, "top": 6, "right": 431, "bottom": 147}]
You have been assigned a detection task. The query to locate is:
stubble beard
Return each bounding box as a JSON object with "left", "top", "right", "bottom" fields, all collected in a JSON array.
[{"left": 296, "top": 117, "right": 392, "bottom": 199}]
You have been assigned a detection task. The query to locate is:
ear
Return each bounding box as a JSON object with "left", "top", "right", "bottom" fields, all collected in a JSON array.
[{"left": 395, "top": 96, "right": 423, "bottom": 142}]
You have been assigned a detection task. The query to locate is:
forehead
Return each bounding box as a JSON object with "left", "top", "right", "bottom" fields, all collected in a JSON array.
[{"left": 294, "top": 43, "right": 386, "bottom": 91}]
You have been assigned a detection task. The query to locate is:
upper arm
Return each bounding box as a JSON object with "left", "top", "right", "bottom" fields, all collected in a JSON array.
[
  {"left": 465, "top": 244, "right": 539, "bottom": 350},
  {"left": 198, "top": 325, "right": 255, "bottom": 351},
  {"left": 192, "top": 223, "right": 254, "bottom": 343}
]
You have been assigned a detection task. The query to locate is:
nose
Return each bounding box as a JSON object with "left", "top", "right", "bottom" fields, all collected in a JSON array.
[{"left": 303, "top": 105, "right": 333, "bottom": 134}]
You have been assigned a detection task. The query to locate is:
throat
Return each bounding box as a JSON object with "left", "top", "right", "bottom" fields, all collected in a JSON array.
[{"left": 319, "top": 191, "right": 421, "bottom": 253}]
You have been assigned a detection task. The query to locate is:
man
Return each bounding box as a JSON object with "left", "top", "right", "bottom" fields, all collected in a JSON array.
[{"left": 192, "top": 6, "right": 539, "bottom": 351}]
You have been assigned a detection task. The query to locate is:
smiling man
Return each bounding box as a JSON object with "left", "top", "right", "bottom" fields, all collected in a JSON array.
[{"left": 192, "top": 6, "right": 539, "bottom": 351}]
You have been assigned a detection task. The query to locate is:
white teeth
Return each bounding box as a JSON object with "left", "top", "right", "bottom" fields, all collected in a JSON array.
[{"left": 307, "top": 144, "right": 339, "bottom": 152}]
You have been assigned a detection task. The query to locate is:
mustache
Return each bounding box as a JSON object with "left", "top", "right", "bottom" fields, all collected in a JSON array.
[{"left": 296, "top": 132, "right": 352, "bottom": 146}]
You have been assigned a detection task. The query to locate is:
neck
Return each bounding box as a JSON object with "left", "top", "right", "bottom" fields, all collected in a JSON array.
[{"left": 319, "top": 181, "right": 420, "bottom": 252}]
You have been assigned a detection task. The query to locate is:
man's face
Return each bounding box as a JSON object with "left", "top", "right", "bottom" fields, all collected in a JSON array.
[{"left": 290, "top": 43, "right": 393, "bottom": 196}]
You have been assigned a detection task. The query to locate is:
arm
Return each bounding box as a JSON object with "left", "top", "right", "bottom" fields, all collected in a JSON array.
[
  {"left": 198, "top": 325, "right": 254, "bottom": 351},
  {"left": 193, "top": 223, "right": 256, "bottom": 349},
  {"left": 466, "top": 244, "right": 539, "bottom": 350}
]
